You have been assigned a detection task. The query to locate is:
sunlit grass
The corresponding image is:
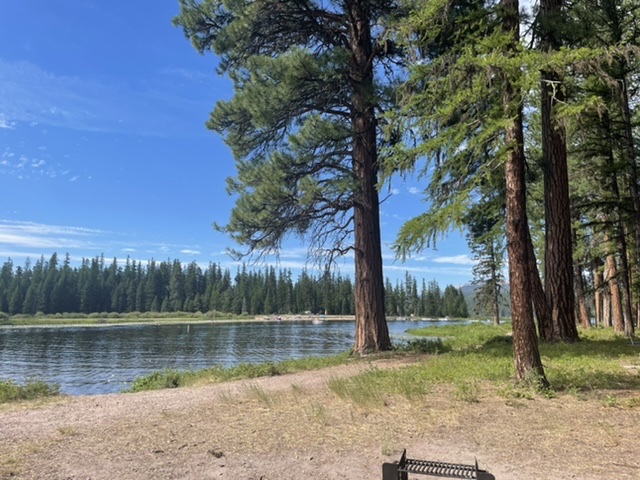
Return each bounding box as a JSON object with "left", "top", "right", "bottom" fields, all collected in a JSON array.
[{"left": 127, "top": 352, "right": 352, "bottom": 393}]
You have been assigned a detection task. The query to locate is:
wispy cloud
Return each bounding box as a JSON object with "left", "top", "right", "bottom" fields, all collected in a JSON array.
[
  {"left": 159, "top": 67, "right": 211, "bottom": 83},
  {"left": 0, "top": 220, "right": 212, "bottom": 266},
  {"left": 0, "top": 59, "right": 211, "bottom": 136},
  {"left": 432, "top": 254, "right": 475, "bottom": 265},
  {"left": 0, "top": 220, "right": 107, "bottom": 250},
  {"left": 180, "top": 249, "right": 201, "bottom": 255},
  {"left": 408, "top": 187, "right": 421, "bottom": 195},
  {"left": 0, "top": 147, "right": 82, "bottom": 181},
  {"left": 0, "top": 115, "right": 15, "bottom": 129},
  {"left": 385, "top": 264, "right": 472, "bottom": 277}
]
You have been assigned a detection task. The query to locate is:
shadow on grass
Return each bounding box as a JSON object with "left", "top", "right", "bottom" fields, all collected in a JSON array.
[{"left": 407, "top": 324, "right": 640, "bottom": 392}]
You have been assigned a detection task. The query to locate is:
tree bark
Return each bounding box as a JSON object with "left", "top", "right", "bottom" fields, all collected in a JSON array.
[
  {"left": 574, "top": 263, "right": 590, "bottom": 329},
  {"left": 502, "top": 0, "right": 548, "bottom": 387},
  {"left": 539, "top": 0, "right": 579, "bottom": 342},
  {"left": 526, "top": 227, "right": 553, "bottom": 340},
  {"left": 592, "top": 258, "right": 603, "bottom": 326},
  {"left": 349, "top": 0, "right": 391, "bottom": 354},
  {"left": 606, "top": 251, "right": 624, "bottom": 333},
  {"left": 488, "top": 240, "right": 501, "bottom": 326}
]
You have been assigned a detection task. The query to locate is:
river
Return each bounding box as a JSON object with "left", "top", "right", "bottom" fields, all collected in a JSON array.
[{"left": 0, "top": 319, "right": 453, "bottom": 395}]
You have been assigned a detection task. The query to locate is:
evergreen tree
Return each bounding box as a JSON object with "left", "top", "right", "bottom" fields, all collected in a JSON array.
[{"left": 174, "top": 0, "right": 400, "bottom": 353}]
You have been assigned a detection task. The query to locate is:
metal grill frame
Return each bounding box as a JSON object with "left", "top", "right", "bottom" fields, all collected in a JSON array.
[{"left": 382, "top": 450, "right": 495, "bottom": 480}]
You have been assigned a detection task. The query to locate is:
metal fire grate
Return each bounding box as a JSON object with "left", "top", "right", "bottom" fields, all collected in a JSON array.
[{"left": 382, "top": 450, "right": 495, "bottom": 480}]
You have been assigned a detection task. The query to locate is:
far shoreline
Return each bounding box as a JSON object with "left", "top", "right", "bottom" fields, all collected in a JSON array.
[{"left": 0, "top": 314, "right": 466, "bottom": 330}]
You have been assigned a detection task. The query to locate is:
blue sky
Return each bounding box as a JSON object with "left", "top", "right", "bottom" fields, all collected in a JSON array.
[{"left": 0, "top": 1, "right": 475, "bottom": 287}]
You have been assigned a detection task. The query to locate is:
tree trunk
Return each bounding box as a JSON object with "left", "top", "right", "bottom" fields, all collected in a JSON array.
[
  {"left": 502, "top": 0, "right": 548, "bottom": 387},
  {"left": 618, "top": 79, "right": 640, "bottom": 335},
  {"left": 592, "top": 258, "right": 603, "bottom": 326},
  {"left": 605, "top": 247, "right": 625, "bottom": 333},
  {"left": 526, "top": 227, "right": 553, "bottom": 340},
  {"left": 539, "top": 0, "right": 579, "bottom": 342},
  {"left": 618, "top": 58, "right": 640, "bottom": 333},
  {"left": 349, "top": 0, "right": 391, "bottom": 354},
  {"left": 574, "top": 263, "right": 590, "bottom": 329},
  {"left": 490, "top": 241, "right": 500, "bottom": 326},
  {"left": 602, "top": 288, "right": 612, "bottom": 328}
]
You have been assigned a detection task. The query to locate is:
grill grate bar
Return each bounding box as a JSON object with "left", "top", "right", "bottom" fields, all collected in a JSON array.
[{"left": 401, "top": 458, "right": 476, "bottom": 478}]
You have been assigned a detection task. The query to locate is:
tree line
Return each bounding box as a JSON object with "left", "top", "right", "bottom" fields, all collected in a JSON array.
[
  {"left": 174, "top": 0, "right": 639, "bottom": 384},
  {"left": 0, "top": 253, "right": 468, "bottom": 318}
]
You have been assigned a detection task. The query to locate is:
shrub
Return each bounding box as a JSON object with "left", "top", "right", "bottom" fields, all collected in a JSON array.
[
  {"left": 393, "top": 337, "right": 448, "bottom": 354},
  {"left": 0, "top": 379, "right": 60, "bottom": 404}
]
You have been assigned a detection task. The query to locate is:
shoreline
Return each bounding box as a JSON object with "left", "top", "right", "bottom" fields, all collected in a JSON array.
[
  {"left": 0, "top": 314, "right": 465, "bottom": 330},
  {"left": 0, "top": 315, "right": 355, "bottom": 330}
]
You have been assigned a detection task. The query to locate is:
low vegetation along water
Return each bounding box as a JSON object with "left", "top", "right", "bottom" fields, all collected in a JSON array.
[{"left": 0, "top": 319, "right": 452, "bottom": 395}]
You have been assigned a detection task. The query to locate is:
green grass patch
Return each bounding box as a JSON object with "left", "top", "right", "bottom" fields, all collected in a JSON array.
[
  {"left": 0, "top": 379, "right": 60, "bottom": 404},
  {"left": 126, "top": 352, "right": 352, "bottom": 393},
  {"left": 0, "top": 310, "right": 247, "bottom": 327},
  {"left": 331, "top": 323, "right": 640, "bottom": 406}
]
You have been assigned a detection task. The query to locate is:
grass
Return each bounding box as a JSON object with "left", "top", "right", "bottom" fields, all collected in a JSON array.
[
  {"left": 324, "top": 323, "right": 640, "bottom": 407},
  {"left": 389, "top": 323, "right": 640, "bottom": 398},
  {"left": 126, "top": 352, "right": 352, "bottom": 393},
  {"left": 0, "top": 379, "right": 60, "bottom": 404},
  {"left": 0, "top": 310, "right": 250, "bottom": 327}
]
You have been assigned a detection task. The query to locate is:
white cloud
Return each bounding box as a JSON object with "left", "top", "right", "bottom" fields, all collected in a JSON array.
[
  {"left": 432, "top": 254, "right": 475, "bottom": 265},
  {"left": 0, "top": 115, "right": 15, "bottom": 129},
  {"left": 69, "top": 176, "right": 79, "bottom": 182},
  {"left": 408, "top": 187, "right": 421, "bottom": 195},
  {"left": 180, "top": 249, "right": 201, "bottom": 255}
]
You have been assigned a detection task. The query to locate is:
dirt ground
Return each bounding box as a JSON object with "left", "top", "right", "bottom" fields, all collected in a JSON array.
[{"left": 1, "top": 355, "right": 639, "bottom": 480}]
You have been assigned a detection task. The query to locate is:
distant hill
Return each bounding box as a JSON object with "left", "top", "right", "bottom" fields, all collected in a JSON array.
[{"left": 460, "top": 283, "right": 511, "bottom": 318}]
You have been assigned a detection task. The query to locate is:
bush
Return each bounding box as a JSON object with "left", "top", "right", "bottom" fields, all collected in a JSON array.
[
  {"left": 0, "top": 379, "right": 60, "bottom": 404},
  {"left": 128, "top": 370, "right": 184, "bottom": 392},
  {"left": 393, "top": 337, "right": 448, "bottom": 354}
]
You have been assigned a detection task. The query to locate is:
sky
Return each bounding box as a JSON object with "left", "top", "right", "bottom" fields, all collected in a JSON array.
[{"left": 0, "top": 1, "right": 476, "bottom": 287}]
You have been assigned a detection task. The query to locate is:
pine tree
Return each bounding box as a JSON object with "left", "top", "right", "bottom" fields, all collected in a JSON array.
[{"left": 174, "top": 0, "right": 400, "bottom": 353}]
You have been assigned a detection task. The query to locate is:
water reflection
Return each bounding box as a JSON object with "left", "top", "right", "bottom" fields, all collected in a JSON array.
[{"left": 0, "top": 320, "right": 451, "bottom": 395}]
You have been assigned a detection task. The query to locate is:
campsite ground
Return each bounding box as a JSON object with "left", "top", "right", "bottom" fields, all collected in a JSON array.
[{"left": 1, "top": 354, "right": 639, "bottom": 480}]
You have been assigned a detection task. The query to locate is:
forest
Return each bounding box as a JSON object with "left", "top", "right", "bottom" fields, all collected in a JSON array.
[{"left": 0, "top": 253, "right": 468, "bottom": 319}]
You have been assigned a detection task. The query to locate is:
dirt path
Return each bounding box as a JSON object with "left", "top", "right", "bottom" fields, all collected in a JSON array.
[{"left": 1, "top": 356, "right": 639, "bottom": 479}]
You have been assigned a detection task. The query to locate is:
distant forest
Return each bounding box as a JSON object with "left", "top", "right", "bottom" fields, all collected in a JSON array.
[{"left": 0, "top": 253, "right": 468, "bottom": 318}]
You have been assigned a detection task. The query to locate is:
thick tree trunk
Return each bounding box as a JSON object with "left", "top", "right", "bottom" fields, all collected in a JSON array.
[
  {"left": 526, "top": 227, "right": 553, "bottom": 340},
  {"left": 502, "top": 0, "right": 548, "bottom": 387},
  {"left": 605, "top": 247, "right": 625, "bottom": 333},
  {"left": 349, "top": 0, "right": 391, "bottom": 354},
  {"left": 539, "top": 0, "right": 579, "bottom": 342}
]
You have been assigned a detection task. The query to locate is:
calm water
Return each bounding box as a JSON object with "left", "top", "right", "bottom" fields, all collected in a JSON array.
[{"left": 0, "top": 320, "right": 451, "bottom": 395}]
